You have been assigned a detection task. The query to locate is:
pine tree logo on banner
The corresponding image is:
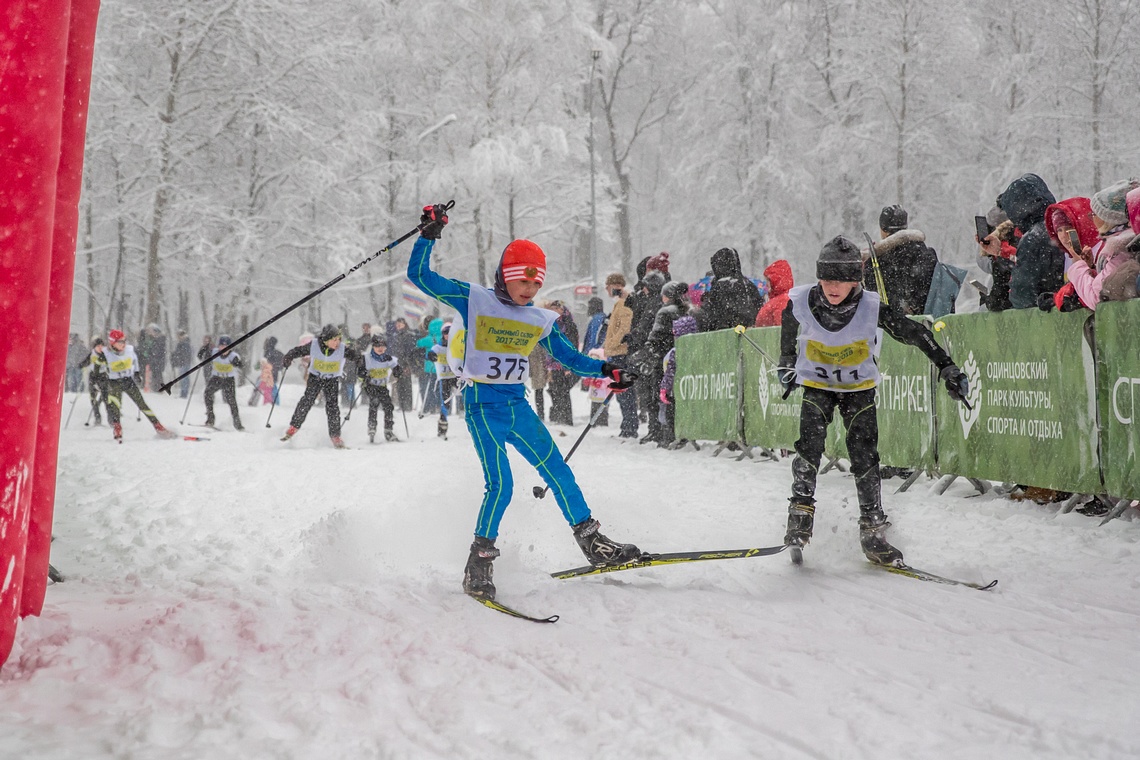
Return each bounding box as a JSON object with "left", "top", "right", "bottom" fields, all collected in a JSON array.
[
  {"left": 757, "top": 355, "right": 770, "bottom": 417},
  {"left": 958, "top": 351, "right": 982, "bottom": 438}
]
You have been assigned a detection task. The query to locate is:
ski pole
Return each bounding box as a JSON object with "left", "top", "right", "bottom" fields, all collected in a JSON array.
[
  {"left": 83, "top": 404, "right": 94, "bottom": 427},
  {"left": 64, "top": 391, "right": 80, "bottom": 429},
  {"left": 731, "top": 324, "right": 779, "bottom": 365},
  {"left": 160, "top": 201, "right": 455, "bottom": 395},
  {"left": 265, "top": 364, "right": 290, "bottom": 427},
  {"left": 533, "top": 390, "right": 617, "bottom": 499},
  {"left": 180, "top": 368, "right": 202, "bottom": 424},
  {"left": 932, "top": 320, "right": 973, "bottom": 411},
  {"left": 863, "top": 232, "right": 890, "bottom": 306},
  {"left": 343, "top": 379, "right": 364, "bottom": 423}
]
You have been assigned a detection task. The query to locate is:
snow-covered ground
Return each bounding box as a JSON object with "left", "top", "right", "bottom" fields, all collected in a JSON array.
[{"left": 3, "top": 385, "right": 1139, "bottom": 759}]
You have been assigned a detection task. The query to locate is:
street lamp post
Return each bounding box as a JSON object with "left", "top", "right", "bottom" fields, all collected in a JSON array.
[{"left": 588, "top": 50, "right": 600, "bottom": 293}]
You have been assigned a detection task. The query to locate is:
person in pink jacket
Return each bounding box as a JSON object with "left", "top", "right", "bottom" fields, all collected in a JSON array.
[{"left": 1064, "top": 179, "right": 1139, "bottom": 309}]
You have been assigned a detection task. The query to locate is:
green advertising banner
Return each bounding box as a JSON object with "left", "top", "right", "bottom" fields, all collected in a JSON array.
[
  {"left": 740, "top": 327, "right": 802, "bottom": 451},
  {"left": 674, "top": 329, "right": 740, "bottom": 442},
  {"left": 934, "top": 309, "right": 1100, "bottom": 493},
  {"left": 1095, "top": 300, "right": 1140, "bottom": 500},
  {"left": 873, "top": 324, "right": 936, "bottom": 469}
]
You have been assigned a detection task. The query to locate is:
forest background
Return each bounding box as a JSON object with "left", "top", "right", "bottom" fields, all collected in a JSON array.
[{"left": 72, "top": 0, "right": 1140, "bottom": 339}]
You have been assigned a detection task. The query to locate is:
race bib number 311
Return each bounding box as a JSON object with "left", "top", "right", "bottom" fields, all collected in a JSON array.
[{"left": 473, "top": 317, "right": 543, "bottom": 355}]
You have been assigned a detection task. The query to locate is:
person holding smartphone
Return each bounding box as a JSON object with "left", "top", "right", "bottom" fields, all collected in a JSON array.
[{"left": 1055, "top": 181, "right": 1140, "bottom": 310}]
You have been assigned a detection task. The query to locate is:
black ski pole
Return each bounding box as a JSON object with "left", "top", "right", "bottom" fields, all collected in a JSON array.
[
  {"left": 159, "top": 201, "right": 455, "bottom": 395},
  {"left": 401, "top": 405, "right": 410, "bottom": 439},
  {"left": 533, "top": 390, "right": 617, "bottom": 499},
  {"left": 343, "top": 379, "right": 364, "bottom": 423},
  {"left": 180, "top": 369, "right": 202, "bottom": 425},
  {"left": 265, "top": 364, "right": 290, "bottom": 428},
  {"left": 64, "top": 390, "right": 81, "bottom": 429},
  {"left": 83, "top": 404, "right": 94, "bottom": 427}
]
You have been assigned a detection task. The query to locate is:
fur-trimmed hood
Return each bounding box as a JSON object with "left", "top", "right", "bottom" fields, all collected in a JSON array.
[{"left": 872, "top": 229, "right": 926, "bottom": 256}]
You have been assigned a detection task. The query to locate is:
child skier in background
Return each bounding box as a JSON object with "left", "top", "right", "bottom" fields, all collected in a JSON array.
[
  {"left": 79, "top": 336, "right": 109, "bottom": 425},
  {"left": 281, "top": 324, "right": 363, "bottom": 448},
  {"left": 427, "top": 323, "right": 458, "bottom": 439},
  {"left": 203, "top": 335, "right": 244, "bottom": 430},
  {"left": 658, "top": 315, "right": 698, "bottom": 449},
  {"left": 359, "top": 334, "right": 403, "bottom": 443},
  {"left": 103, "top": 329, "right": 176, "bottom": 441},
  {"left": 255, "top": 358, "right": 276, "bottom": 405},
  {"left": 407, "top": 203, "right": 642, "bottom": 601},
  {"left": 777, "top": 236, "right": 970, "bottom": 566}
]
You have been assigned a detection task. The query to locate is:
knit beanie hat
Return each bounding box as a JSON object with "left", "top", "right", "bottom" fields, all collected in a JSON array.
[
  {"left": 500, "top": 239, "right": 546, "bottom": 284},
  {"left": 879, "top": 205, "right": 908, "bottom": 233},
  {"left": 816, "top": 236, "right": 863, "bottom": 282},
  {"left": 1127, "top": 187, "right": 1140, "bottom": 235},
  {"left": 646, "top": 251, "right": 670, "bottom": 274},
  {"left": 672, "top": 315, "right": 698, "bottom": 338},
  {"left": 1090, "top": 179, "right": 1139, "bottom": 228}
]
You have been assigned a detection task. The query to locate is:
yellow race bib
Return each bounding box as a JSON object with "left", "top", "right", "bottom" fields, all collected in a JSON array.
[
  {"left": 110, "top": 359, "right": 133, "bottom": 372},
  {"left": 473, "top": 317, "right": 543, "bottom": 355},
  {"left": 805, "top": 339, "right": 871, "bottom": 367},
  {"left": 313, "top": 358, "right": 341, "bottom": 374},
  {"left": 369, "top": 368, "right": 390, "bottom": 379}
]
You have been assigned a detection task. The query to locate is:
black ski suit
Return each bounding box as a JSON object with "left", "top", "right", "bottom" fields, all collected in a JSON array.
[
  {"left": 780, "top": 286, "right": 953, "bottom": 509},
  {"left": 283, "top": 340, "right": 363, "bottom": 437},
  {"left": 204, "top": 350, "right": 244, "bottom": 428}
]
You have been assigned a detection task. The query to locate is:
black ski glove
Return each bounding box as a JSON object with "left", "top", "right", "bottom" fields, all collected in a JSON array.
[
  {"left": 777, "top": 356, "right": 798, "bottom": 399},
  {"left": 419, "top": 203, "right": 449, "bottom": 240},
  {"left": 393, "top": 365, "right": 404, "bottom": 378},
  {"left": 283, "top": 357, "right": 292, "bottom": 369},
  {"left": 600, "top": 361, "right": 638, "bottom": 391},
  {"left": 940, "top": 364, "right": 969, "bottom": 404},
  {"left": 426, "top": 351, "right": 438, "bottom": 362}
]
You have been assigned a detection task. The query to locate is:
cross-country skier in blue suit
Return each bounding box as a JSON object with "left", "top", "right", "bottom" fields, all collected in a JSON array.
[{"left": 407, "top": 203, "right": 642, "bottom": 601}]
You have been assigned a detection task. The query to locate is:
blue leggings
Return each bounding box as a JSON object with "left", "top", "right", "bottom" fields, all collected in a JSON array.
[{"left": 466, "top": 396, "right": 591, "bottom": 539}]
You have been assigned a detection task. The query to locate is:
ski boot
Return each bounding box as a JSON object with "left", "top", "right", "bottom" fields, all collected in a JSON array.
[
  {"left": 113, "top": 422, "right": 123, "bottom": 443},
  {"left": 280, "top": 425, "right": 299, "bottom": 442},
  {"left": 571, "top": 518, "right": 642, "bottom": 567},
  {"left": 153, "top": 423, "right": 178, "bottom": 440},
  {"left": 234, "top": 420, "right": 244, "bottom": 432},
  {"left": 438, "top": 417, "right": 448, "bottom": 439},
  {"left": 858, "top": 506, "right": 903, "bottom": 567},
  {"left": 784, "top": 502, "right": 815, "bottom": 566},
  {"left": 385, "top": 428, "right": 399, "bottom": 443},
  {"left": 204, "top": 415, "right": 216, "bottom": 429},
  {"left": 463, "top": 536, "right": 500, "bottom": 600},
  {"left": 93, "top": 411, "right": 102, "bottom": 426},
  {"left": 368, "top": 426, "right": 376, "bottom": 444},
  {"left": 330, "top": 436, "right": 347, "bottom": 450}
]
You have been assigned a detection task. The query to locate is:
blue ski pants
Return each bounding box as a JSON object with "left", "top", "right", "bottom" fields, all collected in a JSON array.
[{"left": 465, "top": 396, "right": 591, "bottom": 539}]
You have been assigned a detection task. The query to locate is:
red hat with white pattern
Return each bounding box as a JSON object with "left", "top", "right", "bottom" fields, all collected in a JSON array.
[
  {"left": 500, "top": 239, "right": 546, "bottom": 285},
  {"left": 108, "top": 329, "right": 126, "bottom": 343}
]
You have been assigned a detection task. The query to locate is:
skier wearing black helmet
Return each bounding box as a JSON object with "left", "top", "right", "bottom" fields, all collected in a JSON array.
[{"left": 280, "top": 324, "right": 363, "bottom": 448}]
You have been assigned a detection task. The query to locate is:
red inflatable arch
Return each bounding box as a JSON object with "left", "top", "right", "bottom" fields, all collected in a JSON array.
[{"left": 0, "top": 0, "right": 101, "bottom": 666}]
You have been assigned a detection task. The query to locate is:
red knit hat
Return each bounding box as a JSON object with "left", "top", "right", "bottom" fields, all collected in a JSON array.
[
  {"left": 500, "top": 239, "right": 546, "bottom": 285},
  {"left": 108, "top": 329, "right": 125, "bottom": 343}
]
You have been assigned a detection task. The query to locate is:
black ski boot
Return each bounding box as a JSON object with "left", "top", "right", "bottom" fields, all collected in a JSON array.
[
  {"left": 368, "top": 426, "right": 376, "bottom": 444},
  {"left": 858, "top": 506, "right": 903, "bottom": 567},
  {"left": 438, "top": 417, "right": 448, "bottom": 439},
  {"left": 385, "top": 428, "right": 398, "bottom": 442},
  {"left": 571, "top": 518, "right": 642, "bottom": 567},
  {"left": 784, "top": 502, "right": 815, "bottom": 565},
  {"left": 463, "top": 536, "right": 500, "bottom": 600}
]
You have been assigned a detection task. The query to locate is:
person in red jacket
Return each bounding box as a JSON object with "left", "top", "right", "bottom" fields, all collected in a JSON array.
[{"left": 755, "top": 259, "right": 794, "bottom": 327}]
